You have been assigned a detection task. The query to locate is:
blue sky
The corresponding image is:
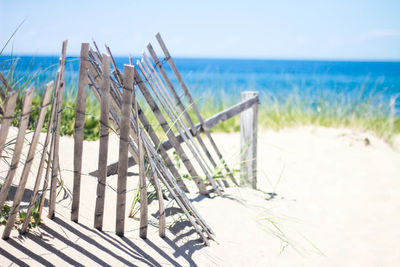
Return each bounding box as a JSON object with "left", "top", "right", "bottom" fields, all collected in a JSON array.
[{"left": 1, "top": 0, "right": 399, "bottom": 60}]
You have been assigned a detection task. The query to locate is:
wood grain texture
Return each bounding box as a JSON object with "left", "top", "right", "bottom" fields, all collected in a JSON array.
[
  {"left": 116, "top": 65, "right": 134, "bottom": 237},
  {"left": 240, "top": 91, "right": 259, "bottom": 189},
  {"left": 48, "top": 40, "right": 68, "bottom": 219},
  {"left": 135, "top": 78, "right": 148, "bottom": 239},
  {"left": 71, "top": 43, "right": 90, "bottom": 222},
  {"left": 94, "top": 54, "right": 111, "bottom": 230}
]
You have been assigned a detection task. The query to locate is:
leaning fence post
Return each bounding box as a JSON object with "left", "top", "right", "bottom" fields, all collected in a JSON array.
[{"left": 240, "top": 91, "right": 259, "bottom": 189}]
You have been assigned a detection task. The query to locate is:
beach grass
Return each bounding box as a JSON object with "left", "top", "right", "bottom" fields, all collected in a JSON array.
[
  {"left": 1, "top": 54, "right": 398, "bottom": 144},
  {"left": 1, "top": 82, "right": 399, "bottom": 144}
]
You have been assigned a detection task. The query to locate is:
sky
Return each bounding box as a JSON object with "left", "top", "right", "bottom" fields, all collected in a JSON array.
[{"left": 1, "top": 0, "right": 399, "bottom": 60}]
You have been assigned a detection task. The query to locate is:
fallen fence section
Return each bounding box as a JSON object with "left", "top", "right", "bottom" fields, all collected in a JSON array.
[
  {"left": 93, "top": 94, "right": 259, "bottom": 177},
  {"left": 86, "top": 46, "right": 214, "bottom": 244},
  {"left": 0, "top": 34, "right": 259, "bottom": 246}
]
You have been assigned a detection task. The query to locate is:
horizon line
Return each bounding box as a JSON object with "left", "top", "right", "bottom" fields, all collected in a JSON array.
[{"left": 1, "top": 53, "right": 400, "bottom": 63}]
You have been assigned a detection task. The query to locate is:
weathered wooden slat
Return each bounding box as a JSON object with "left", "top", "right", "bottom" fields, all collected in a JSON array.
[
  {"left": 88, "top": 50, "right": 214, "bottom": 243},
  {"left": 134, "top": 79, "right": 148, "bottom": 239},
  {"left": 116, "top": 65, "right": 135, "bottom": 237},
  {"left": 141, "top": 138, "right": 212, "bottom": 245},
  {"left": 94, "top": 54, "right": 111, "bottom": 231},
  {"left": 136, "top": 102, "right": 189, "bottom": 192},
  {"left": 0, "top": 88, "right": 34, "bottom": 210},
  {"left": 87, "top": 60, "right": 140, "bottom": 164},
  {"left": 240, "top": 91, "right": 259, "bottom": 189},
  {"left": 133, "top": 71, "right": 209, "bottom": 194},
  {"left": 145, "top": 47, "right": 222, "bottom": 194},
  {"left": 48, "top": 40, "right": 68, "bottom": 219},
  {"left": 144, "top": 47, "right": 219, "bottom": 170},
  {"left": 145, "top": 46, "right": 217, "bottom": 171},
  {"left": 2, "top": 83, "right": 52, "bottom": 239},
  {"left": 38, "top": 78, "right": 59, "bottom": 217},
  {"left": 0, "top": 91, "right": 18, "bottom": 159},
  {"left": 89, "top": 55, "right": 177, "bottom": 206},
  {"left": 90, "top": 49, "right": 189, "bottom": 192},
  {"left": 152, "top": 171, "right": 166, "bottom": 237},
  {"left": 155, "top": 33, "right": 239, "bottom": 185},
  {"left": 71, "top": 43, "right": 90, "bottom": 222},
  {"left": 140, "top": 55, "right": 215, "bottom": 175},
  {"left": 138, "top": 58, "right": 221, "bottom": 195},
  {"left": 95, "top": 95, "right": 259, "bottom": 175},
  {"left": 20, "top": 81, "right": 56, "bottom": 234}
]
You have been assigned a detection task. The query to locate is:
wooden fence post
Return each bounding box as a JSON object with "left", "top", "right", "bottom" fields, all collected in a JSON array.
[
  {"left": 240, "top": 91, "right": 259, "bottom": 189},
  {"left": 116, "top": 64, "right": 135, "bottom": 237},
  {"left": 71, "top": 43, "right": 90, "bottom": 222},
  {"left": 48, "top": 40, "right": 68, "bottom": 219},
  {"left": 94, "top": 54, "right": 111, "bottom": 231}
]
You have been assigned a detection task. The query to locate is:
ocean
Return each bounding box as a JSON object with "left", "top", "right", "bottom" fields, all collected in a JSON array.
[{"left": 1, "top": 55, "right": 399, "bottom": 107}]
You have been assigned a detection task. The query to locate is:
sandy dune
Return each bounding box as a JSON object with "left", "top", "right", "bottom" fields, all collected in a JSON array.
[{"left": 1, "top": 126, "right": 399, "bottom": 266}]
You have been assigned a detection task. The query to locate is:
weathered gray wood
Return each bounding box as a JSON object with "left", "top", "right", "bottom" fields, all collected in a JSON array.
[
  {"left": 138, "top": 58, "right": 221, "bottom": 195},
  {"left": 71, "top": 43, "right": 90, "bottom": 222},
  {"left": 38, "top": 80, "right": 58, "bottom": 217},
  {"left": 142, "top": 137, "right": 212, "bottom": 244},
  {"left": 94, "top": 54, "right": 111, "bottom": 230},
  {"left": 116, "top": 65, "right": 134, "bottom": 237},
  {"left": 152, "top": 171, "right": 166, "bottom": 237},
  {"left": 240, "top": 91, "right": 259, "bottom": 189},
  {"left": 20, "top": 81, "right": 56, "bottom": 234},
  {"left": 146, "top": 43, "right": 218, "bottom": 167},
  {"left": 2, "top": 83, "right": 52, "bottom": 239},
  {"left": 203, "top": 95, "right": 259, "bottom": 130},
  {"left": 88, "top": 58, "right": 189, "bottom": 192},
  {"left": 38, "top": 85, "right": 57, "bottom": 218},
  {"left": 0, "top": 88, "right": 34, "bottom": 210},
  {"left": 98, "top": 95, "right": 259, "bottom": 175},
  {"left": 88, "top": 54, "right": 187, "bottom": 204},
  {"left": 135, "top": 102, "right": 189, "bottom": 193},
  {"left": 87, "top": 50, "right": 214, "bottom": 242},
  {"left": 48, "top": 40, "right": 68, "bottom": 219},
  {"left": 155, "top": 33, "right": 238, "bottom": 185},
  {"left": 133, "top": 71, "right": 209, "bottom": 194},
  {"left": 146, "top": 45, "right": 219, "bottom": 172},
  {"left": 0, "top": 91, "right": 18, "bottom": 159},
  {"left": 144, "top": 49, "right": 223, "bottom": 194},
  {"left": 140, "top": 55, "right": 215, "bottom": 175},
  {"left": 134, "top": 80, "right": 148, "bottom": 239}
]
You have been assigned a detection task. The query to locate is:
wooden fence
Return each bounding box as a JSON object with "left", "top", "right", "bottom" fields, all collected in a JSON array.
[{"left": 0, "top": 33, "right": 259, "bottom": 245}]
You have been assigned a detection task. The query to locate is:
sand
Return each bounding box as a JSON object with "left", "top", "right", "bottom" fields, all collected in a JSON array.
[{"left": 1, "top": 126, "right": 400, "bottom": 266}]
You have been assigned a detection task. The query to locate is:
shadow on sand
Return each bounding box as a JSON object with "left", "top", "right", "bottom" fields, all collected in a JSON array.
[{"left": 1, "top": 215, "right": 208, "bottom": 266}]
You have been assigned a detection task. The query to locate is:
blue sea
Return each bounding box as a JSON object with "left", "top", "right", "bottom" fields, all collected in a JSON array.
[{"left": 1, "top": 55, "right": 400, "bottom": 109}]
